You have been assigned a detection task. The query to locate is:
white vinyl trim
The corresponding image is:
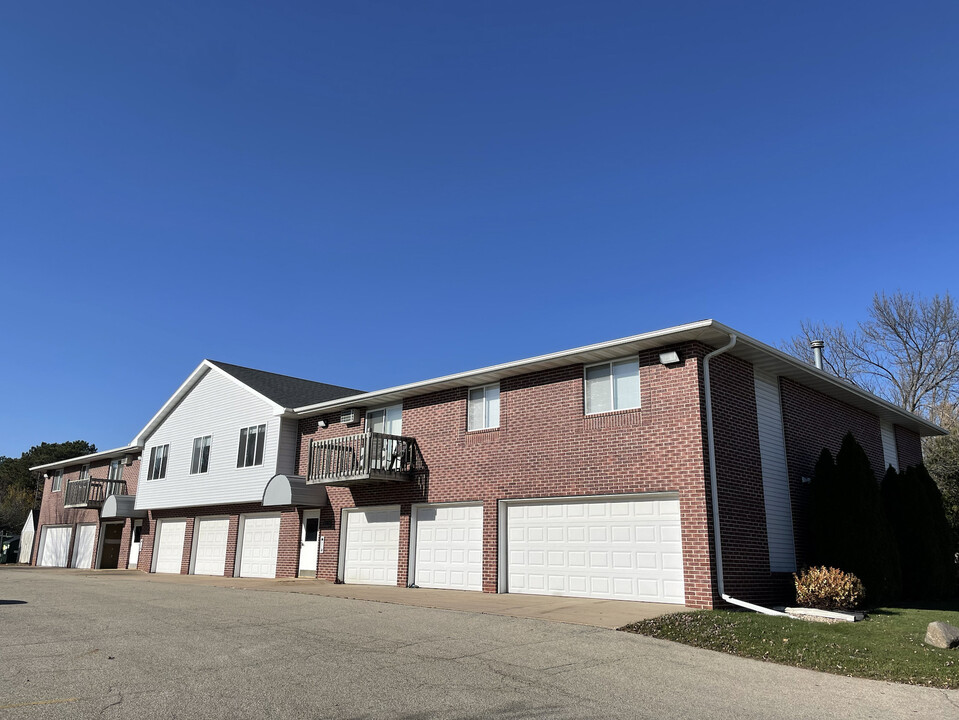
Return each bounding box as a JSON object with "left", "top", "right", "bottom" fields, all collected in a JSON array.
[
  {"left": 30, "top": 445, "right": 140, "bottom": 472},
  {"left": 880, "top": 421, "right": 899, "bottom": 473},
  {"left": 754, "top": 371, "right": 796, "bottom": 573},
  {"left": 291, "top": 319, "right": 942, "bottom": 438}
]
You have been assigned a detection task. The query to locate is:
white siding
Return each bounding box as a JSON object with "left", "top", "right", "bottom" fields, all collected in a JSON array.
[
  {"left": 880, "top": 421, "right": 899, "bottom": 473},
  {"left": 135, "top": 369, "right": 286, "bottom": 510},
  {"left": 754, "top": 371, "right": 797, "bottom": 573},
  {"left": 276, "top": 418, "right": 299, "bottom": 477}
]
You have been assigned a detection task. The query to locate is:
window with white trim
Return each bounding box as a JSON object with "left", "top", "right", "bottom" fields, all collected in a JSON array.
[
  {"left": 147, "top": 445, "right": 169, "bottom": 480},
  {"left": 237, "top": 425, "right": 266, "bottom": 468},
  {"left": 79, "top": 464, "right": 90, "bottom": 480},
  {"left": 109, "top": 459, "right": 123, "bottom": 481},
  {"left": 584, "top": 358, "right": 640, "bottom": 414},
  {"left": 51, "top": 469, "right": 63, "bottom": 492},
  {"left": 366, "top": 405, "right": 402, "bottom": 436},
  {"left": 468, "top": 383, "right": 500, "bottom": 431},
  {"left": 191, "top": 435, "right": 212, "bottom": 474}
]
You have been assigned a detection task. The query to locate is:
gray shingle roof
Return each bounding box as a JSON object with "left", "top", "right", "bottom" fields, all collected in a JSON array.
[{"left": 207, "top": 360, "right": 363, "bottom": 409}]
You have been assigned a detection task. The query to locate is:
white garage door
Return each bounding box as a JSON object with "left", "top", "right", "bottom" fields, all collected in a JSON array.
[
  {"left": 505, "top": 496, "right": 685, "bottom": 604},
  {"left": 238, "top": 514, "right": 281, "bottom": 579},
  {"left": 193, "top": 518, "right": 229, "bottom": 576},
  {"left": 154, "top": 519, "right": 187, "bottom": 574},
  {"left": 413, "top": 504, "right": 483, "bottom": 591},
  {"left": 72, "top": 523, "right": 97, "bottom": 568},
  {"left": 342, "top": 507, "right": 400, "bottom": 585},
  {"left": 38, "top": 526, "right": 72, "bottom": 567}
]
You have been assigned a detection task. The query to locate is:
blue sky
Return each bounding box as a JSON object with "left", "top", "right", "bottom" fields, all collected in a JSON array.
[{"left": 1, "top": 2, "right": 957, "bottom": 457}]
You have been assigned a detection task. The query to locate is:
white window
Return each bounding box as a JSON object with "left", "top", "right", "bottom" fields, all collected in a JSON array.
[
  {"left": 51, "top": 469, "right": 63, "bottom": 492},
  {"left": 79, "top": 464, "right": 90, "bottom": 480},
  {"left": 191, "top": 435, "right": 212, "bottom": 474},
  {"left": 148, "top": 445, "right": 169, "bottom": 480},
  {"left": 109, "top": 459, "right": 123, "bottom": 481},
  {"left": 584, "top": 358, "right": 641, "bottom": 414},
  {"left": 237, "top": 425, "right": 266, "bottom": 468},
  {"left": 367, "top": 404, "right": 403, "bottom": 436},
  {"left": 468, "top": 384, "right": 500, "bottom": 431}
]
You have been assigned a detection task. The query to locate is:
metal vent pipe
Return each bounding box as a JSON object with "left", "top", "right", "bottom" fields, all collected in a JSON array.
[{"left": 810, "top": 340, "right": 824, "bottom": 370}]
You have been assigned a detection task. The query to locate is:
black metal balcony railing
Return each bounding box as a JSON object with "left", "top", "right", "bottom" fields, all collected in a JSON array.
[
  {"left": 307, "top": 432, "right": 427, "bottom": 486},
  {"left": 63, "top": 478, "right": 128, "bottom": 509}
]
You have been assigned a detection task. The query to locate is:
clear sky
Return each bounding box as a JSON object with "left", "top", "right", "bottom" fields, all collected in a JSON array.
[{"left": 1, "top": 2, "right": 957, "bottom": 457}]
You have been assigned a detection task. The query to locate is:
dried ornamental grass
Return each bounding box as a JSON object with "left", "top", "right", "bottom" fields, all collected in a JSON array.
[{"left": 794, "top": 566, "right": 865, "bottom": 611}]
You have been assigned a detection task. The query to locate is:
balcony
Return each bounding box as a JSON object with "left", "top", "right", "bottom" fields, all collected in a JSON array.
[
  {"left": 307, "top": 432, "right": 427, "bottom": 487},
  {"left": 63, "top": 478, "right": 128, "bottom": 509}
]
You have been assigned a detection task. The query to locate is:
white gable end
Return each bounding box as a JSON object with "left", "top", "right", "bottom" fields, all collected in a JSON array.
[{"left": 134, "top": 368, "right": 289, "bottom": 510}]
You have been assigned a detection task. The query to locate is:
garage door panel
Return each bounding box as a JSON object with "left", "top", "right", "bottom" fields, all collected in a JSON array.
[
  {"left": 39, "top": 526, "right": 72, "bottom": 567},
  {"left": 193, "top": 518, "right": 229, "bottom": 576},
  {"left": 413, "top": 503, "right": 483, "bottom": 592},
  {"left": 72, "top": 524, "right": 96, "bottom": 568},
  {"left": 154, "top": 520, "right": 186, "bottom": 574},
  {"left": 238, "top": 515, "right": 280, "bottom": 578},
  {"left": 506, "top": 496, "right": 685, "bottom": 604},
  {"left": 343, "top": 507, "right": 400, "bottom": 586}
]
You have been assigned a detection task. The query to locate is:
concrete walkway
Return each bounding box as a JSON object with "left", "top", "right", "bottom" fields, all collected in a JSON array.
[{"left": 6, "top": 566, "right": 682, "bottom": 628}]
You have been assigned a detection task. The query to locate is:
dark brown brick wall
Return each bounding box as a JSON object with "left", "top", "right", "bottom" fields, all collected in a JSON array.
[
  {"left": 779, "top": 377, "right": 885, "bottom": 570},
  {"left": 707, "top": 352, "right": 792, "bottom": 605},
  {"left": 894, "top": 425, "right": 923, "bottom": 469}
]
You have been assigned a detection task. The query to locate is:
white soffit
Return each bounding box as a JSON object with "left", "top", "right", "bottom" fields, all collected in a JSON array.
[
  {"left": 293, "top": 319, "right": 942, "bottom": 437},
  {"left": 29, "top": 444, "right": 141, "bottom": 472}
]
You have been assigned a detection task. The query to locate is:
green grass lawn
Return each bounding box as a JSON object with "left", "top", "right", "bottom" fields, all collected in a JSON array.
[{"left": 621, "top": 604, "right": 959, "bottom": 688}]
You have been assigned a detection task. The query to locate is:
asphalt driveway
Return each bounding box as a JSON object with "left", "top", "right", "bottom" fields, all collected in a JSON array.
[{"left": 2, "top": 567, "right": 957, "bottom": 719}]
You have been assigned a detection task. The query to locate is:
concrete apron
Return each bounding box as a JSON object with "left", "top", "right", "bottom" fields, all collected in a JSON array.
[{"left": 71, "top": 569, "right": 685, "bottom": 629}]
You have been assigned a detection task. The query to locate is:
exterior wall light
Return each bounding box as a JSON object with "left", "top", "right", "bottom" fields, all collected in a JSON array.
[{"left": 659, "top": 351, "right": 681, "bottom": 365}]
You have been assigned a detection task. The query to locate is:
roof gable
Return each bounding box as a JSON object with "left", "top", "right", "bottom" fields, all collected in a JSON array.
[
  {"left": 207, "top": 360, "right": 362, "bottom": 409},
  {"left": 131, "top": 360, "right": 362, "bottom": 446}
]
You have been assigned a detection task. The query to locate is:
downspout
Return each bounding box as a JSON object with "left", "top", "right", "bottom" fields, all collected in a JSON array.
[{"left": 704, "top": 333, "right": 787, "bottom": 617}]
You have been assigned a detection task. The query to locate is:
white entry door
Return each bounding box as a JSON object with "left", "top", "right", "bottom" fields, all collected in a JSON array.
[
  {"left": 193, "top": 517, "right": 230, "bottom": 576},
  {"left": 128, "top": 520, "right": 143, "bottom": 569},
  {"left": 238, "top": 514, "right": 281, "bottom": 578},
  {"left": 504, "top": 495, "right": 685, "bottom": 604},
  {"left": 153, "top": 519, "right": 187, "bottom": 574},
  {"left": 72, "top": 523, "right": 97, "bottom": 568},
  {"left": 299, "top": 510, "right": 322, "bottom": 576},
  {"left": 413, "top": 503, "right": 483, "bottom": 591},
  {"left": 342, "top": 506, "right": 400, "bottom": 585},
  {"left": 38, "top": 526, "right": 72, "bottom": 567}
]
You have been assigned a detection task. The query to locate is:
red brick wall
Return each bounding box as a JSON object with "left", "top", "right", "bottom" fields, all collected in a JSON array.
[
  {"left": 138, "top": 503, "right": 301, "bottom": 578},
  {"left": 33, "top": 455, "right": 141, "bottom": 568},
  {"left": 779, "top": 377, "right": 885, "bottom": 569},
  {"left": 298, "top": 342, "right": 718, "bottom": 609},
  {"left": 707, "top": 352, "right": 793, "bottom": 606},
  {"left": 894, "top": 425, "right": 923, "bottom": 469}
]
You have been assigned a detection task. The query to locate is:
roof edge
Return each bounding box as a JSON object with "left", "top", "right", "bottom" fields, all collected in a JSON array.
[
  {"left": 292, "top": 318, "right": 942, "bottom": 437},
  {"left": 29, "top": 444, "right": 141, "bottom": 473},
  {"left": 293, "top": 319, "right": 717, "bottom": 415}
]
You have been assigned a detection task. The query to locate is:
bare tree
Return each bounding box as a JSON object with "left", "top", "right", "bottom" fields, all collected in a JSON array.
[{"left": 783, "top": 291, "right": 959, "bottom": 417}]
